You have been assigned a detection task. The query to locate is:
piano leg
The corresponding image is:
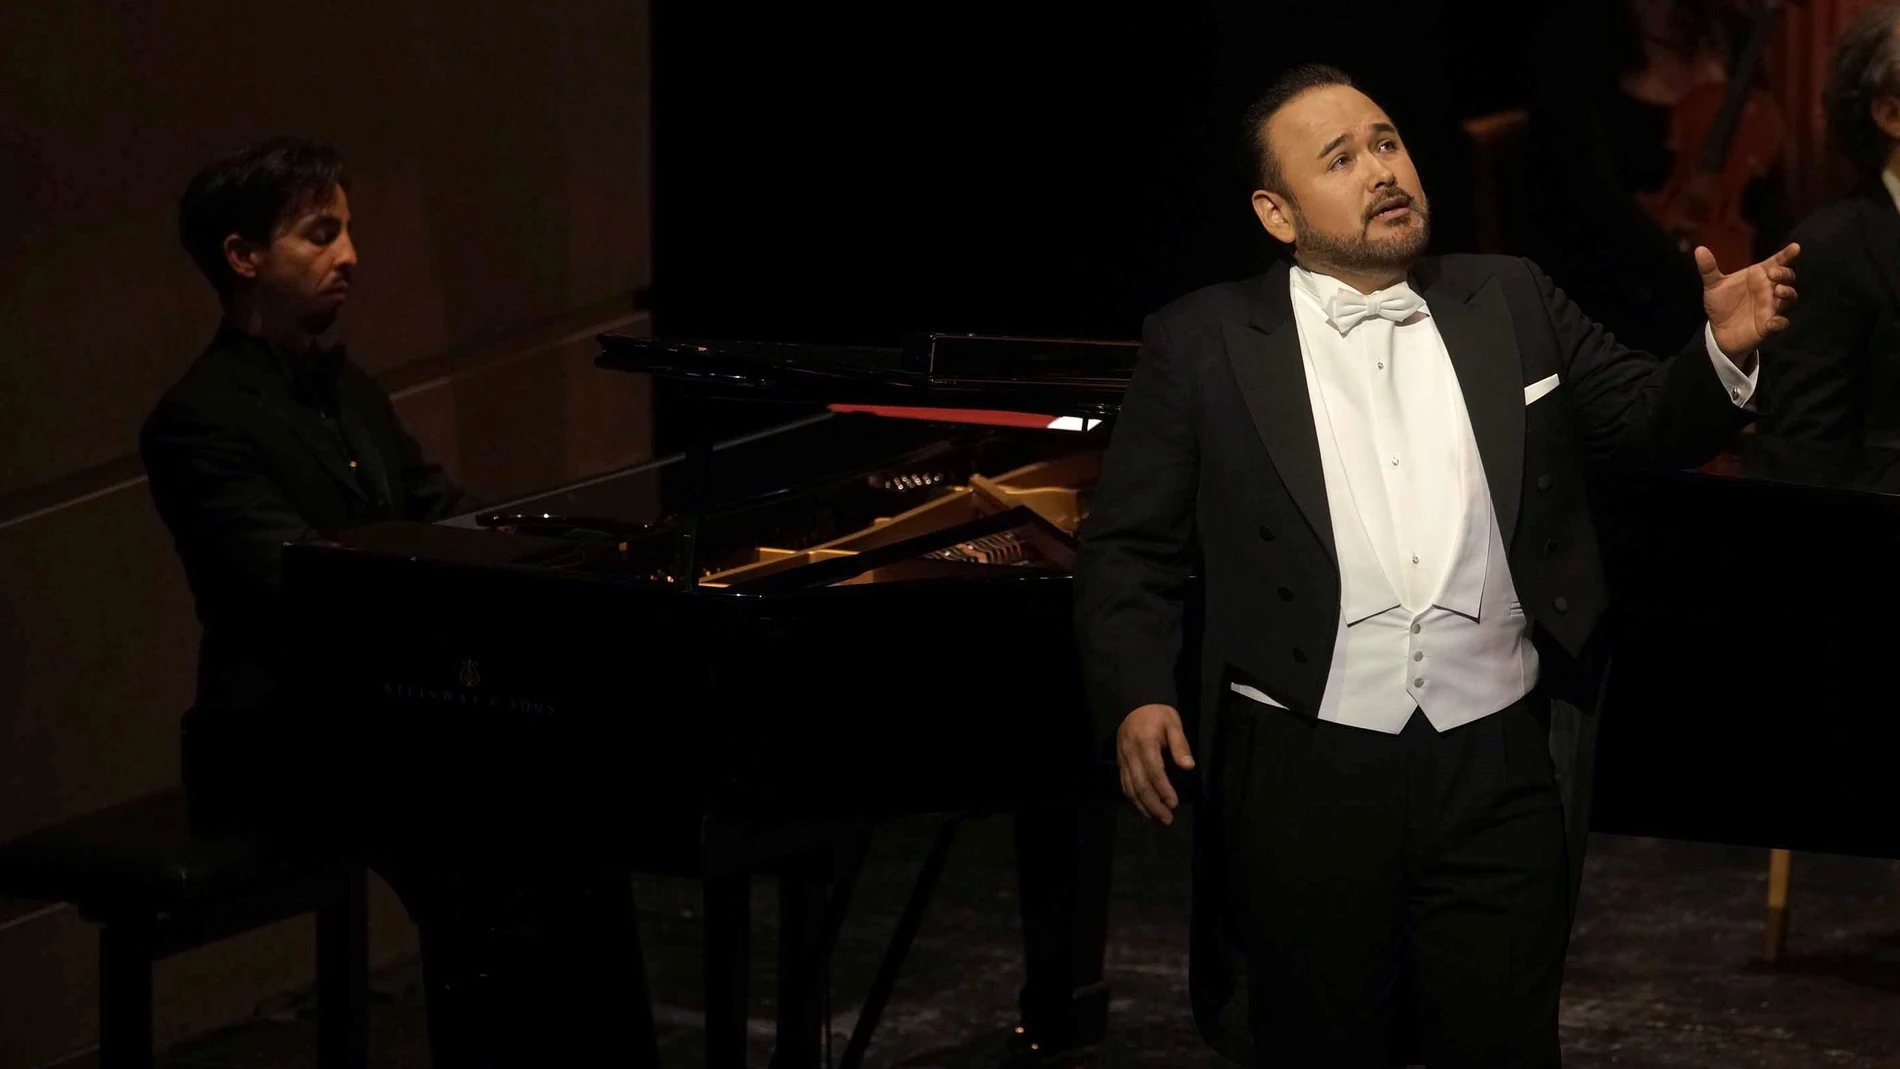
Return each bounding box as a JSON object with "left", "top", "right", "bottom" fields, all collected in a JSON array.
[
  {"left": 390, "top": 860, "right": 662, "bottom": 1068},
  {"left": 838, "top": 817, "right": 962, "bottom": 1069},
  {"left": 773, "top": 870, "right": 827, "bottom": 1069},
  {"left": 772, "top": 836, "right": 870, "bottom": 1069},
  {"left": 703, "top": 873, "right": 752, "bottom": 1069},
  {"left": 565, "top": 869, "right": 662, "bottom": 1069},
  {"left": 1014, "top": 799, "right": 1115, "bottom": 1050}
]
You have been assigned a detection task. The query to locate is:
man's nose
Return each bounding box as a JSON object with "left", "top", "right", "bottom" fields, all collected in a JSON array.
[
  {"left": 1366, "top": 155, "right": 1396, "bottom": 187},
  {"left": 334, "top": 230, "right": 358, "bottom": 271}
]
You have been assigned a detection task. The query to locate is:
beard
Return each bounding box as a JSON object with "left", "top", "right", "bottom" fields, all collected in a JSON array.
[
  {"left": 1291, "top": 190, "right": 1432, "bottom": 277},
  {"left": 298, "top": 307, "right": 341, "bottom": 335},
  {"left": 297, "top": 291, "right": 346, "bottom": 335}
]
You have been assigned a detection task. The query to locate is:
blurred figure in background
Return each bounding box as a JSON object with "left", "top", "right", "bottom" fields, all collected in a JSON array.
[
  {"left": 1756, "top": 1, "right": 1900, "bottom": 474},
  {"left": 1522, "top": 0, "right": 1790, "bottom": 356}
]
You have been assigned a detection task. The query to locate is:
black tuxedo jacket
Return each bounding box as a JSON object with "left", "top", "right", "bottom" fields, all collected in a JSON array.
[
  {"left": 142, "top": 327, "right": 468, "bottom": 712},
  {"left": 1757, "top": 187, "right": 1900, "bottom": 455},
  {"left": 1073, "top": 254, "right": 1747, "bottom": 1061}
]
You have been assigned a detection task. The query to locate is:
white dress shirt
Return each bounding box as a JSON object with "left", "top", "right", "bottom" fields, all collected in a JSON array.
[{"left": 1230, "top": 265, "right": 1758, "bottom": 734}]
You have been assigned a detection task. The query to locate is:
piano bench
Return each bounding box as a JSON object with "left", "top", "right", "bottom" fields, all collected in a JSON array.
[{"left": 0, "top": 788, "right": 368, "bottom": 1069}]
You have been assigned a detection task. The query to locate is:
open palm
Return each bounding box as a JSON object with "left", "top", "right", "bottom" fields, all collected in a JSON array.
[{"left": 1701, "top": 242, "right": 1800, "bottom": 358}]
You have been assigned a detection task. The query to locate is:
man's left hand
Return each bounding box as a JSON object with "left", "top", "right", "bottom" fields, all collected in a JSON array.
[{"left": 1701, "top": 242, "right": 1800, "bottom": 359}]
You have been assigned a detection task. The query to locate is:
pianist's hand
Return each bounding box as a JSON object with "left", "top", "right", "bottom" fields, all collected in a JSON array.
[{"left": 1118, "top": 703, "right": 1195, "bottom": 825}]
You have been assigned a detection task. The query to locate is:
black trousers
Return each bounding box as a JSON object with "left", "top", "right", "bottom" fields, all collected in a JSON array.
[{"left": 1215, "top": 691, "right": 1569, "bottom": 1068}]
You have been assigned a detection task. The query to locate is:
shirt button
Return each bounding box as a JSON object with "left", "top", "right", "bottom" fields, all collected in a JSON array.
[
  {"left": 1411, "top": 623, "right": 1421, "bottom": 634},
  {"left": 1277, "top": 586, "right": 1295, "bottom": 601},
  {"left": 1377, "top": 361, "right": 1385, "bottom": 369},
  {"left": 1257, "top": 525, "right": 1277, "bottom": 541},
  {"left": 1414, "top": 677, "right": 1426, "bottom": 688},
  {"left": 1410, "top": 554, "right": 1419, "bottom": 564},
  {"left": 1291, "top": 647, "right": 1308, "bottom": 664},
  {"left": 1555, "top": 596, "right": 1570, "bottom": 613},
  {"left": 1390, "top": 456, "right": 1400, "bottom": 466},
  {"left": 1732, "top": 387, "right": 1741, "bottom": 400},
  {"left": 1412, "top": 651, "right": 1423, "bottom": 661},
  {"left": 1544, "top": 538, "right": 1559, "bottom": 554},
  {"left": 348, "top": 459, "right": 358, "bottom": 469},
  {"left": 1536, "top": 473, "right": 1552, "bottom": 491}
]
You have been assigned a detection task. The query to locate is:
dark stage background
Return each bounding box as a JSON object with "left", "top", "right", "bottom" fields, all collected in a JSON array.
[{"left": 652, "top": 2, "right": 1541, "bottom": 351}]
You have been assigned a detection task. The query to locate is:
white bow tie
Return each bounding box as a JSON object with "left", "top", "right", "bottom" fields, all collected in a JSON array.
[{"left": 1323, "top": 285, "right": 1425, "bottom": 334}]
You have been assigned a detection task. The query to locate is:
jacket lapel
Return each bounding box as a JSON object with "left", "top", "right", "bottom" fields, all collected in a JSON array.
[
  {"left": 1222, "top": 258, "right": 1529, "bottom": 559},
  {"left": 1858, "top": 188, "right": 1900, "bottom": 317},
  {"left": 1222, "top": 262, "right": 1336, "bottom": 561},
  {"left": 1417, "top": 261, "right": 1525, "bottom": 551}
]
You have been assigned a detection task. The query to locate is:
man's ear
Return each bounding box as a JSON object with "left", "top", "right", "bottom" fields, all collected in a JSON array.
[
  {"left": 1874, "top": 95, "right": 1900, "bottom": 143},
  {"left": 222, "top": 233, "right": 263, "bottom": 281},
  {"left": 1252, "top": 189, "right": 1297, "bottom": 245}
]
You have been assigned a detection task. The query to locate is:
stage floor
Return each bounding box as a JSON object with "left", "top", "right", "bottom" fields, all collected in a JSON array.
[{"left": 81, "top": 812, "right": 1900, "bottom": 1068}]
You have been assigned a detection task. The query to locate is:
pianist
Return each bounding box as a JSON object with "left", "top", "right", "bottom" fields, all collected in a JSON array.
[
  {"left": 1075, "top": 66, "right": 1796, "bottom": 1067},
  {"left": 143, "top": 138, "right": 655, "bottom": 1067},
  {"left": 145, "top": 137, "right": 465, "bottom": 715}
]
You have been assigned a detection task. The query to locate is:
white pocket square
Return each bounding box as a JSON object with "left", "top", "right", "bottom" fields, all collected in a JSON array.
[
  {"left": 1524, "top": 373, "right": 1560, "bottom": 405},
  {"left": 1229, "top": 682, "right": 1289, "bottom": 710}
]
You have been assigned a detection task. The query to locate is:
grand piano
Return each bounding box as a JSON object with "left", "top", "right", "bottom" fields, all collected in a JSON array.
[
  {"left": 280, "top": 329, "right": 1900, "bottom": 1065},
  {"left": 284, "top": 334, "right": 1134, "bottom": 823},
  {"left": 280, "top": 332, "right": 1139, "bottom": 1069}
]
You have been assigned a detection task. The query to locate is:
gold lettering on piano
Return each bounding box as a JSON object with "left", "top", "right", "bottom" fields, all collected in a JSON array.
[{"left": 382, "top": 681, "right": 556, "bottom": 717}]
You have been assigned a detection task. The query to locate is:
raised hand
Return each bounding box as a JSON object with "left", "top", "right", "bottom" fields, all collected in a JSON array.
[{"left": 1700, "top": 242, "right": 1800, "bottom": 359}]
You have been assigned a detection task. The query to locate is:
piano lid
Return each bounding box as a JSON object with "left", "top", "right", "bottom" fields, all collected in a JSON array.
[{"left": 594, "top": 333, "right": 1138, "bottom": 419}]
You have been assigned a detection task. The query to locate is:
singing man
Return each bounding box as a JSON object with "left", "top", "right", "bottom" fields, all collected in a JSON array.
[{"left": 1075, "top": 65, "right": 1797, "bottom": 1067}]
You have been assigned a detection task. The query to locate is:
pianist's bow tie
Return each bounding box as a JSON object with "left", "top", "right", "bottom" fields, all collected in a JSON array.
[{"left": 1323, "top": 284, "right": 1425, "bottom": 334}]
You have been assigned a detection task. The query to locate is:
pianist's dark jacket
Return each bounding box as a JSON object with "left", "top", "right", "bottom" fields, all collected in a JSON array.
[
  {"left": 1073, "top": 254, "right": 1748, "bottom": 1063},
  {"left": 142, "top": 325, "right": 469, "bottom": 713}
]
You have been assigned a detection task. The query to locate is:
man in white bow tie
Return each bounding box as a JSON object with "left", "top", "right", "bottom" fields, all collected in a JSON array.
[{"left": 1075, "top": 63, "right": 1798, "bottom": 1068}]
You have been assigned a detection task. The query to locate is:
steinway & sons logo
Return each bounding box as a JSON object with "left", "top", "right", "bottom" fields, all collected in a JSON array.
[{"left": 377, "top": 655, "right": 556, "bottom": 716}]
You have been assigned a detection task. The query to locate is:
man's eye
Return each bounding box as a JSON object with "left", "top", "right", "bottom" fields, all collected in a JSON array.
[
  {"left": 1330, "top": 154, "right": 1349, "bottom": 171},
  {"left": 1379, "top": 139, "right": 1398, "bottom": 152}
]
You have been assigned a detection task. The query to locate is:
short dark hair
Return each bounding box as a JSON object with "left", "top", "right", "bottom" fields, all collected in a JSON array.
[
  {"left": 1242, "top": 63, "right": 1356, "bottom": 195},
  {"left": 177, "top": 137, "right": 348, "bottom": 295},
  {"left": 1824, "top": 2, "right": 1900, "bottom": 177}
]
